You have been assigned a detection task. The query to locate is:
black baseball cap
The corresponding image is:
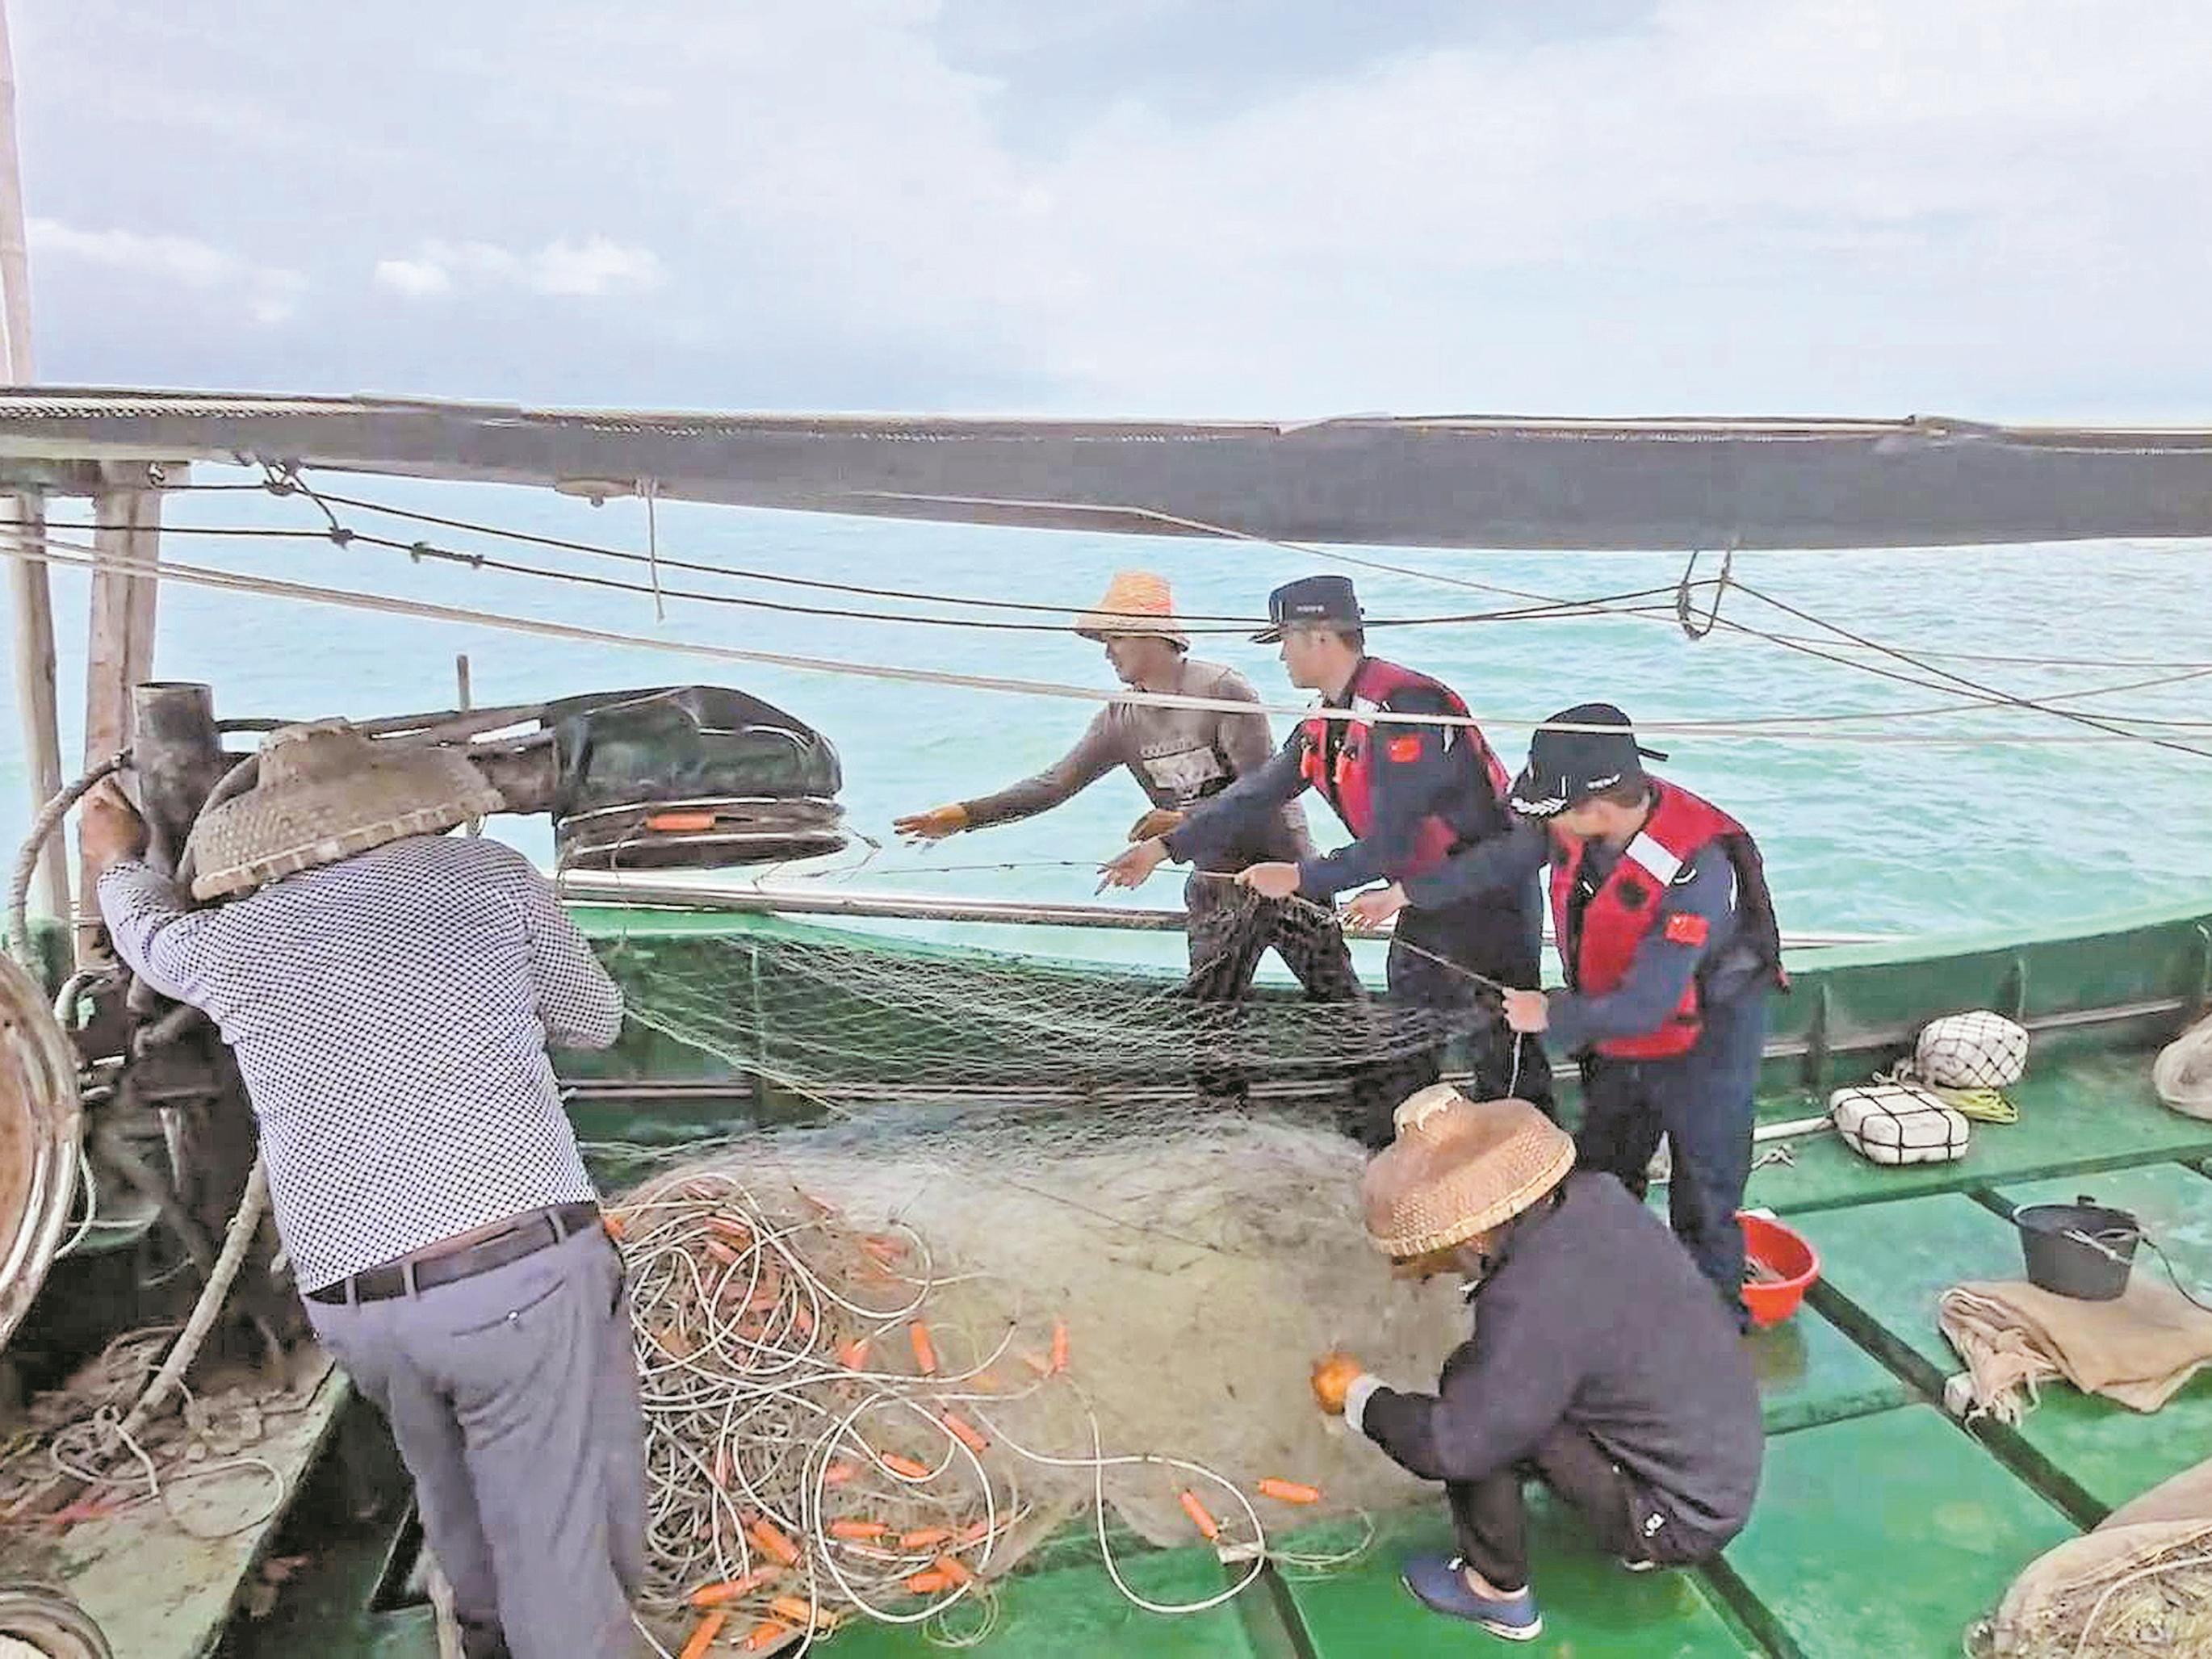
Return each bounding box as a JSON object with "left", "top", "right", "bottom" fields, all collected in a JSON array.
[
  {"left": 1251, "top": 575, "right": 1362, "bottom": 643},
  {"left": 1508, "top": 703, "right": 1669, "bottom": 818}
]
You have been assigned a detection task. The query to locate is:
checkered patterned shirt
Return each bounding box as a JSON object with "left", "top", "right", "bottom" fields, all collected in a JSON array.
[{"left": 96, "top": 836, "right": 622, "bottom": 1292}]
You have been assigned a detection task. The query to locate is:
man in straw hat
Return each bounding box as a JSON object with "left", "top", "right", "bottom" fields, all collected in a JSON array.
[
  {"left": 896, "top": 570, "right": 1368, "bottom": 1104},
  {"left": 79, "top": 722, "right": 643, "bottom": 1659},
  {"left": 1102, "top": 575, "right": 1549, "bottom": 1133},
  {"left": 1311, "top": 1085, "right": 1761, "bottom": 1641},
  {"left": 1347, "top": 703, "right": 1784, "bottom": 1325}
]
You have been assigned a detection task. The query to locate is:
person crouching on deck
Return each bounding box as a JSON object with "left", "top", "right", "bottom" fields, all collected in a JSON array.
[
  {"left": 1348, "top": 703, "right": 1784, "bottom": 1326},
  {"left": 1100, "top": 575, "right": 1549, "bottom": 1137},
  {"left": 1310, "top": 1086, "right": 1762, "bottom": 1642},
  {"left": 78, "top": 723, "right": 643, "bottom": 1659},
  {"left": 894, "top": 571, "right": 1367, "bottom": 1108}
]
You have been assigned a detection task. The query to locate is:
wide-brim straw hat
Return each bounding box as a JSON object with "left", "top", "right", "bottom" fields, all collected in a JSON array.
[
  {"left": 1073, "top": 570, "right": 1190, "bottom": 647},
  {"left": 1360, "top": 1085, "right": 1576, "bottom": 1259},
  {"left": 186, "top": 719, "right": 505, "bottom": 900}
]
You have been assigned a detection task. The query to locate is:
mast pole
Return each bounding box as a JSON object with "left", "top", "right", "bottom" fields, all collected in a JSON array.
[{"left": 0, "top": 0, "right": 68, "bottom": 932}]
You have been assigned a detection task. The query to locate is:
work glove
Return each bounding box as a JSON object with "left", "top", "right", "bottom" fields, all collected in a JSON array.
[
  {"left": 1309, "top": 1351, "right": 1366, "bottom": 1416},
  {"left": 893, "top": 803, "right": 968, "bottom": 842}
]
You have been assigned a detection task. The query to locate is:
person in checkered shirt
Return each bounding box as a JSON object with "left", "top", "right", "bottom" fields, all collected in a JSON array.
[{"left": 81, "top": 721, "right": 645, "bottom": 1659}]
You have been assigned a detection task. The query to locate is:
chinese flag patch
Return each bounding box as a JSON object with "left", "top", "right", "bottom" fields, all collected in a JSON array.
[
  {"left": 1386, "top": 735, "right": 1424, "bottom": 763},
  {"left": 1663, "top": 912, "right": 1710, "bottom": 946}
]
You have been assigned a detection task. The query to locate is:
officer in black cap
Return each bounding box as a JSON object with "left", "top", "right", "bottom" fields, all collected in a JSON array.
[
  {"left": 1101, "top": 575, "right": 1549, "bottom": 1134},
  {"left": 1347, "top": 703, "right": 1785, "bottom": 1324}
]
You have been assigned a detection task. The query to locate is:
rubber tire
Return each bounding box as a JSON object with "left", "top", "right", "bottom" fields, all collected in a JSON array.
[{"left": 0, "top": 1586, "right": 114, "bottom": 1659}]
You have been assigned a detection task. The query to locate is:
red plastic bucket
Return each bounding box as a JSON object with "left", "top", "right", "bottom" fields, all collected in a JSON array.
[{"left": 1738, "top": 1212, "right": 1820, "bottom": 1327}]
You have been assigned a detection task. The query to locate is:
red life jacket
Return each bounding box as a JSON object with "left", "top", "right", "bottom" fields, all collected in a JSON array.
[
  {"left": 1550, "top": 779, "right": 1783, "bottom": 1060},
  {"left": 1295, "top": 658, "right": 1511, "bottom": 878}
]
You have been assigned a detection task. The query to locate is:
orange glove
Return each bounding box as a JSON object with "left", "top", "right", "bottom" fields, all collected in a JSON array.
[
  {"left": 893, "top": 803, "right": 968, "bottom": 842},
  {"left": 1310, "top": 1351, "right": 1366, "bottom": 1416},
  {"left": 1127, "top": 806, "right": 1185, "bottom": 843}
]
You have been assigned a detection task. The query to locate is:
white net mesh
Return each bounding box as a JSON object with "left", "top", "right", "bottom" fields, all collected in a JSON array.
[
  {"left": 600, "top": 912, "right": 1480, "bottom": 1111},
  {"left": 600, "top": 1108, "right": 1469, "bottom": 1646}
]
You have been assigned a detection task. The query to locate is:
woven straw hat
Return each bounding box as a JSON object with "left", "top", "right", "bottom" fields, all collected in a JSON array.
[
  {"left": 1073, "top": 571, "right": 1190, "bottom": 647},
  {"left": 185, "top": 719, "right": 505, "bottom": 900},
  {"left": 1360, "top": 1086, "right": 1575, "bottom": 1259}
]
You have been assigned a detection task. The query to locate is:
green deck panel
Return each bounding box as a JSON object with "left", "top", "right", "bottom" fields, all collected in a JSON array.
[
  {"left": 823, "top": 1545, "right": 1264, "bottom": 1659},
  {"left": 1745, "top": 1303, "right": 1915, "bottom": 1434},
  {"left": 1714, "top": 1406, "right": 2076, "bottom": 1659},
  {"left": 1964, "top": 1163, "right": 2212, "bottom": 1519},
  {"left": 1273, "top": 1499, "right": 1757, "bottom": 1658},
  {"left": 1793, "top": 1192, "right": 2020, "bottom": 1386},
  {"left": 1745, "top": 1057, "right": 2212, "bottom": 1214}
]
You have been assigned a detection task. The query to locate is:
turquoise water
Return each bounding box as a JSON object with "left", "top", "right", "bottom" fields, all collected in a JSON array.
[{"left": 6, "top": 468, "right": 2210, "bottom": 968}]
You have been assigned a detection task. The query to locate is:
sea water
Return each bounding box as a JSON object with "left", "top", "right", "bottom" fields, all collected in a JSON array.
[{"left": 4, "top": 471, "right": 2207, "bottom": 971}]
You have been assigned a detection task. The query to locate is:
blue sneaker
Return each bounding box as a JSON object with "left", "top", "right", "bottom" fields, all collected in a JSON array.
[{"left": 1400, "top": 1553, "right": 1544, "bottom": 1641}]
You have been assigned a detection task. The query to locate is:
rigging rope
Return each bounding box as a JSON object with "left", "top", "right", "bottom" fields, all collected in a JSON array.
[{"left": 4, "top": 528, "right": 2202, "bottom": 748}]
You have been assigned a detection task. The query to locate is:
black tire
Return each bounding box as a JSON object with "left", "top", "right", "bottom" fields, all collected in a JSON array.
[{"left": 0, "top": 1586, "right": 114, "bottom": 1659}]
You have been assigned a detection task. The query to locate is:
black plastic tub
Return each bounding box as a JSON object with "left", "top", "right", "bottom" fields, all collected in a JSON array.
[{"left": 2012, "top": 1197, "right": 2140, "bottom": 1301}]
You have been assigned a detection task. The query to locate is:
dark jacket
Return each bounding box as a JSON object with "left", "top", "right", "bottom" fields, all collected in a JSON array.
[{"left": 1362, "top": 1171, "right": 1762, "bottom": 1547}]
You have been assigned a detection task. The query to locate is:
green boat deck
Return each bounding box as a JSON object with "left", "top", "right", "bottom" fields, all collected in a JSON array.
[{"left": 225, "top": 1047, "right": 2212, "bottom": 1659}]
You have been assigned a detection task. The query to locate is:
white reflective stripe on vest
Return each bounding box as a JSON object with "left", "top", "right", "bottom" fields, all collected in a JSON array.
[{"left": 1625, "top": 832, "right": 1683, "bottom": 886}]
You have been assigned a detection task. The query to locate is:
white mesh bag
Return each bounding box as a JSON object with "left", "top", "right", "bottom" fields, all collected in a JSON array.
[
  {"left": 1912, "top": 1011, "right": 2030, "bottom": 1090},
  {"left": 1831, "top": 1083, "right": 1971, "bottom": 1166}
]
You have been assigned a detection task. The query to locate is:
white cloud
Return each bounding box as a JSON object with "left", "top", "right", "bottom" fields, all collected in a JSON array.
[
  {"left": 371, "top": 236, "right": 665, "bottom": 300},
  {"left": 27, "top": 218, "right": 307, "bottom": 325},
  {"left": 373, "top": 258, "right": 454, "bottom": 298}
]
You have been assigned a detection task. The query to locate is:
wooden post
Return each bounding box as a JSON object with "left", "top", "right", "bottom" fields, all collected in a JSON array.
[
  {"left": 78, "top": 480, "right": 169, "bottom": 959},
  {"left": 131, "top": 682, "right": 224, "bottom": 877},
  {"left": 0, "top": 2, "right": 66, "bottom": 926},
  {"left": 6, "top": 496, "right": 66, "bottom": 920}
]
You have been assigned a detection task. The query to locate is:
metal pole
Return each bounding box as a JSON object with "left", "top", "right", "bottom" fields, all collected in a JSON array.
[{"left": 0, "top": 0, "right": 65, "bottom": 925}]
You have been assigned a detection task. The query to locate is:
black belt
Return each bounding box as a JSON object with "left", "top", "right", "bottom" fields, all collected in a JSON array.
[{"left": 307, "top": 1202, "right": 601, "bottom": 1305}]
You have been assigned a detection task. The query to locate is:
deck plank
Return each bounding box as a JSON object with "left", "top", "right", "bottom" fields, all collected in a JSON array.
[
  {"left": 1715, "top": 1406, "right": 2076, "bottom": 1658},
  {"left": 1275, "top": 1499, "right": 1757, "bottom": 1658},
  {"left": 823, "top": 1545, "right": 1266, "bottom": 1659},
  {"left": 1974, "top": 1163, "right": 2212, "bottom": 1517},
  {"left": 5, "top": 1352, "right": 351, "bottom": 1659},
  {"left": 1746, "top": 1057, "right": 2212, "bottom": 1214}
]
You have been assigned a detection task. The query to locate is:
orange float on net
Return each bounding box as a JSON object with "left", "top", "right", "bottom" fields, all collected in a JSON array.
[
  {"left": 677, "top": 1611, "right": 727, "bottom": 1659},
  {"left": 908, "top": 1322, "right": 939, "bottom": 1375},
  {"left": 940, "top": 1412, "right": 990, "bottom": 1455},
  {"left": 1049, "top": 1319, "right": 1070, "bottom": 1375},
  {"left": 933, "top": 1554, "right": 974, "bottom": 1587},
  {"left": 1258, "top": 1478, "right": 1322, "bottom": 1505},
  {"left": 746, "top": 1517, "right": 801, "bottom": 1566},
  {"left": 1179, "top": 1489, "right": 1221, "bottom": 1541},
  {"left": 899, "top": 1526, "right": 952, "bottom": 1549},
  {"left": 741, "top": 1619, "right": 797, "bottom": 1653},
  {"left": 882, "top": 1452, "right": 932, "bottom": 1480},
  {"left": 828, "top": 1519, "right": 888, "bottom": 1541},
  {"left": 689, "top": 1567, "right": 781, "bottom": 1607},
  {"left": 836, "top": 1337, "right": 870, "bottom": 1372}
]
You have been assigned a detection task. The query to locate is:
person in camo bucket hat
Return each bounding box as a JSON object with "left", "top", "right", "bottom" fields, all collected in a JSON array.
[
  {"left": 1309, "top": 1084, "right": 1762, "bottom": 1642},
  {"left": 1348, "top": 702, "right": 1787, "bottom": 1326},
  {"left": 894, "top": 572, "right": 1371, "bottom": 1114},
  {"left": 1101, "top": 574, "right": 1552, "bottom": 1136}
]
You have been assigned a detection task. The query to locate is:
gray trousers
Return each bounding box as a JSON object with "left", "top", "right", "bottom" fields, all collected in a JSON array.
[{"left": 304, "top": 1222, "right": 647, "bottom": 1659}]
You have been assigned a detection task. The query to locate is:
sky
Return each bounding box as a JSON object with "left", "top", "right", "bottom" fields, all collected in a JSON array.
[{"left": 10, "top": 0, "right": 2212, "bottom": 421}]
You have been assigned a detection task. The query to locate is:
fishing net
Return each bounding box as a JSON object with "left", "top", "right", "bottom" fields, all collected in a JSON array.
[
  {"left": 602, "top": 1108, "right": 1470, "bottom": 1653},
  {"left": 1975, "top": 1459, "right": 2212, "bottom": 1657},
  {"left": 598, "top": 903, "right": 1488, "bottom": 1111}
]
